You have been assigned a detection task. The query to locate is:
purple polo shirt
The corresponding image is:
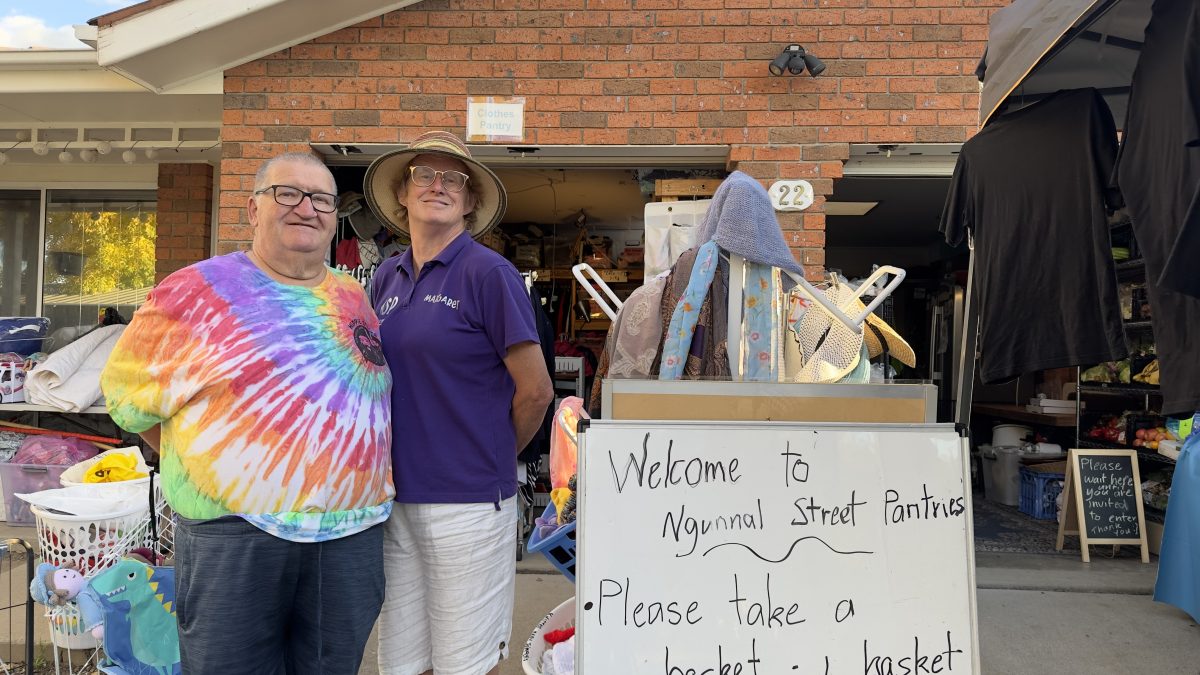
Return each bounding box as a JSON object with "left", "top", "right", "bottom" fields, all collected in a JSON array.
[{"left": 372, "top": 231, "right": 539, "bottom": 504}]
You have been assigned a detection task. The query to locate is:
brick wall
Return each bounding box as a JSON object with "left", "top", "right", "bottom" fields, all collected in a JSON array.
[
  {"left": 219, "top": 0, "right": 1002, "bottom": 277},
  {"left": 156, "top": 163, "right": 213, "bottom": 283}
]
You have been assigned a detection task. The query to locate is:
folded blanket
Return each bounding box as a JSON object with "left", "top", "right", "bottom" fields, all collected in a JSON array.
[{"left": 26, "top": 325, "right": 125, "bottom": 412}]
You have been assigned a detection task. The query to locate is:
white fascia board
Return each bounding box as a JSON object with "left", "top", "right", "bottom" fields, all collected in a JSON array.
[
  {"left": 0, "top": 50, "right": 98, "bottom": 70},
  {"left": 96, "top": 0, "right": 289, "bottom": 67},
  {"left": 0, "top": 67, "right": 144, "bottom": 94},
  {"left": 96, "top": 0, "right": 424, "bottom": 93},
  {"left": 74, "top": 24, "right": 99, "bottom": 48}
]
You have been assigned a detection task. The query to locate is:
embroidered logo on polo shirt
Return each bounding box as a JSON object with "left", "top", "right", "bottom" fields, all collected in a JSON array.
[
  {"left": 423, "top": 293, "right": 460, "bottom": 310},
  {"left": 350, "top": 319, "right": 386, "bottom": 366},
  {"left": 378, "top": 296, "right": 399, "bottom": 316}
]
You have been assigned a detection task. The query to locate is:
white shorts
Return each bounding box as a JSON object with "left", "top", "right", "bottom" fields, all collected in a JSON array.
[{"left": 376, "top": 498, "right": 517, "bottom": 675}]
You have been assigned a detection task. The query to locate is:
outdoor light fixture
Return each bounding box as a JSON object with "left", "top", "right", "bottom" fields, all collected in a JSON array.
[
  {"left": 122, "top": 149, "right": 136, "bottom": 164},
  {"left": 32, "top": 142, "right": 49, "bottom": 156},
  {"left": 0, "top": 152, "right": 7, "bottom": 166},
  {"left": 768, "top": 45, "right": 827, "bottom": 77},
  {"left": 79, "top": 148, "right": 97, "bottom": 163},
  {"left": 95, "top": 140, "right": 112, "bottom": 155},
  {"left": 144, "top": 147, "right": 158, "bottom": 160}
]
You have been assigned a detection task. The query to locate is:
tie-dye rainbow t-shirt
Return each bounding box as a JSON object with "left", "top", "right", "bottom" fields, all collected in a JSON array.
[{"left": 101, "top": 252, "right": 394, "bottom": 543}]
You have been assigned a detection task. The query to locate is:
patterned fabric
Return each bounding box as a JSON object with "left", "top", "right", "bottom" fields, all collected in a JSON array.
[
  {"left": 608, "top": 275, "right": 668, "bottom": 379},
  {"left": 659, "top": 241, "right": 720, "bottom": 380},
  {"left": 738, "top": 263, "right": 783, "bottom": 381},
  {"left": 650, "top": 246, "right": 729, "bottom": 380},
  {"left": 101, "top": 252, "right": 394, "bottom": 543}
]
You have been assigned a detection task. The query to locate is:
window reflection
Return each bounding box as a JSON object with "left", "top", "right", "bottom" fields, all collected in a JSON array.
[
  {"left": 0, "top": 191, "right": 42, "bottom": 317},
  {"left": 42, "top": 190, "right": 157, "bottom": 348}
]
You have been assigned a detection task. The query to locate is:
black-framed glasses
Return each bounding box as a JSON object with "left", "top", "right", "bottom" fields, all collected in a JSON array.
[
  {"left": 409, "top": 165, "right": 470, "bottom": 193},
  {"left": 254, "top": 185, "right": 338, "bottom": 213}
]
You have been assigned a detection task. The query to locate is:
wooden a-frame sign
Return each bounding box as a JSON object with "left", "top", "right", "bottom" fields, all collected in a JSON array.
[{"left": 1056, "top": 448, "right": 1150, "bottom": 563}]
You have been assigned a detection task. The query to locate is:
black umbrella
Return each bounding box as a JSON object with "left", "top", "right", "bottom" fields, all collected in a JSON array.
[{"left": 978, "top": 0, "right": 1152, "bottom": 127}]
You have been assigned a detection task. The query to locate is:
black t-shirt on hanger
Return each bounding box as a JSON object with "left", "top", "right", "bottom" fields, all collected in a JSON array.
[
  {"left": 1115, "top": 0, "right": 1200, "bottom": 415},
  {"left": 941, "top": 88, "right": 1128, "bottom": 385}
]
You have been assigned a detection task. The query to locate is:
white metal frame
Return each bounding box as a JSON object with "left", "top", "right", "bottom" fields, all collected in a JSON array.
[{"left": 726, "top": 255, "right": 906, "bottom": 379}]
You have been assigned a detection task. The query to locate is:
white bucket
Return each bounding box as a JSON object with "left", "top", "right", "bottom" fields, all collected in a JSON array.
[
  {"left": 992, "top": 424, "right": 1033, "bottom": 448},
  {"left": 522, "top": 596, "right": 574, "bottom": 675}
]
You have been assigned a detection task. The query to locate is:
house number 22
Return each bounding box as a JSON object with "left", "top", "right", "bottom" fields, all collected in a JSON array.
[{"left": 769, "top": 180, "right": 814, "bottom": 212}]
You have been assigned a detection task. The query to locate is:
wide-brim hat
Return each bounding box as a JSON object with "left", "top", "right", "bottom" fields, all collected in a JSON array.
[
  {"left": 789, "top": 283, "right": 916, "bottom": 383},
  {"left": 363, "top": 131, "right": 506, "bottom": 239},
  {"left": 863, "top": 313, "right": 916, "bottom": 368},
  {"left": 793, "top": 284, "right": 866, "bottom": 384},
  {"left": 336, "top": 192, "right": 384, "bottom": 240}
]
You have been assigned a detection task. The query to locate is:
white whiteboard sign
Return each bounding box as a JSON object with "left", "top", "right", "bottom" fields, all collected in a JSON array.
[{"left": 577, "top": 421, "right": 979, "bottom": 675}]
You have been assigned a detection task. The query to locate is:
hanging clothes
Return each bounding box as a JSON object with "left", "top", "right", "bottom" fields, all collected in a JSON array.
[
  {"left": 649, "top": 245, "right": 730, "bottom": 380},
  {"left": 940, "top": 88, "right": 1128, "bottom": 384},
  {"left": 1114, "top": 0, "right": 1200, "bottom": 414}
]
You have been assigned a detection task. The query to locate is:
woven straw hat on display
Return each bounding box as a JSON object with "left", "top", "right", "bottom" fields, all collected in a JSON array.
[
  {"left": 363, "top": 131, "right": 507, "bottom": 239},
  {"left": 793, "top": 283, "right": 866, "bottom": 384},
  {"left": 863, "top": 313, "right": 916, "bottom": 368},
  {"left": 791, "top": 282, "right": 916, "bottom": 383}
]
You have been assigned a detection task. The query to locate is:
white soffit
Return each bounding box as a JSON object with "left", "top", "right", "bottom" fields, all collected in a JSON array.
[
  {"left": 312, "top": 144, "right": 731, "bottom": 169},
  {"left": 842, "top": 143, "right": 961, "bottom": 177},
  {"left": 96, "top": 0, "right": 425, "bottom": 92}
]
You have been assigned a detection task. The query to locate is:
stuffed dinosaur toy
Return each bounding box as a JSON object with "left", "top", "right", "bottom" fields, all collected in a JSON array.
[
  {"left": 29, "top": 561, "right": 105, "bottom": 638},
  {"left": 89, "top": 558, "right": 180, "bottom": 675}
]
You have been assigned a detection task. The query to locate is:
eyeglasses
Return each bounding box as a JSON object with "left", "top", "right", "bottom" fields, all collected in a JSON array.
[
  {"left": 409, "top": 165, "right": 470, "bottom": 193},
  {"left": 254, "top": 185, "right": 338, "bottom": 213}
]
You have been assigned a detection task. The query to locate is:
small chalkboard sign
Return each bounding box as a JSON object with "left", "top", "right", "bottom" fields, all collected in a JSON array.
[{"left": 1056, "top": 449, "right": 1149, "bottom": 563}]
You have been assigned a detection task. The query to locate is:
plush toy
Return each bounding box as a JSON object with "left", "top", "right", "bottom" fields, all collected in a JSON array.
[{"left": 30, "top": 562, "right": 105, "bottom": 639}]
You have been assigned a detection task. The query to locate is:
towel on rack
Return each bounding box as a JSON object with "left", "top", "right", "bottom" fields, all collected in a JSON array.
[{"left": 26, "top": 324, "right": 125, "bottom": 411}]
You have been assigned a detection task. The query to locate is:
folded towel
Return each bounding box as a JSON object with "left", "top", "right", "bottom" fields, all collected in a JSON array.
[{"left": 26, "top": 325, "right": 125, "bottom": 412}]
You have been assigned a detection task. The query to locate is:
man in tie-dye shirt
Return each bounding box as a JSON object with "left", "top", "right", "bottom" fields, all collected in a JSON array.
[{"left": 101, "top": 152, "right": 393, "bottom": 675}]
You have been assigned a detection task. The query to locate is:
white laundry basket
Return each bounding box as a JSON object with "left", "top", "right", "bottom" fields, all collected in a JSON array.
[
  {"left": 522, "top": 596, "right": 575, "bottom": 675},
  {"left": 33, "top": 501, "right": 152, "bottom": 651}
]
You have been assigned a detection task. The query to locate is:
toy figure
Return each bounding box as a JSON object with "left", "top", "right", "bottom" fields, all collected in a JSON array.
[{"left": 29, "top": 561, "right": 104, "bottom": 638}]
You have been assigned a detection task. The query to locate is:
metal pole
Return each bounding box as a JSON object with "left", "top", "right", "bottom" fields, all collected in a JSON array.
[
  {"left": 5, "top": 539, "right": 35, "bottom": 672},
  {"left": 955, "top": 233, "right": 979, "bottom": 428}
]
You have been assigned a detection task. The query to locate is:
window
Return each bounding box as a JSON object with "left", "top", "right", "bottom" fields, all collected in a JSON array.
[
  {"left": 41, "top": 190, "right": 157, "bottom": 344},
  {"left": 0, "top": 190, "right": 42, "bottom": 317}
]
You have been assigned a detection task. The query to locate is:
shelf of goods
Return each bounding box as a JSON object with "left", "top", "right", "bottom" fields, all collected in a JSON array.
[
  {"left": 0, "top": 403, "right": 108, "bottom": 414},
  {"left": 972, "top": 402, "right": 1076, "bottom": 428}
]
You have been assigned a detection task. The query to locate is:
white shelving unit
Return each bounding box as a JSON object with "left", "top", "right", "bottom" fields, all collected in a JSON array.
[{"left": 553, "top": 356, "right": 585, "bottom": 400}]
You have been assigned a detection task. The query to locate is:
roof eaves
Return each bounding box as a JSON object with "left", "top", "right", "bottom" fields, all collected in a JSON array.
[{"left": 88, "top": 0, "right": 179, "bottom": 28}]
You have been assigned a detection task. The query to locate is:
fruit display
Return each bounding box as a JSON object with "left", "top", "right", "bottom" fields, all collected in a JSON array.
[
  {"left": 1133, "top": 426, "right": 1171, "bottom": 451},
  {"left": 1085, "top": 415, "right": 1124, "bottom": 444}
]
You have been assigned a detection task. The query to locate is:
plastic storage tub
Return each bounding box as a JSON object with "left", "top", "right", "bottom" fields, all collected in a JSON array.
[
  {"left": 0, "top": 464, "right": 69, "bottom": 525},
  {"left": 0, "top": 317, "right": 50, "bottom": 356}
]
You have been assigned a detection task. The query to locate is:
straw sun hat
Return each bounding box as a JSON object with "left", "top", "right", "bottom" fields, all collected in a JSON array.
[
  {"left": 790, "top": 283, "right": 916, "bottom": 384},
  {"left": 363, "top": 131, "right": 507, "bottom": 239}
]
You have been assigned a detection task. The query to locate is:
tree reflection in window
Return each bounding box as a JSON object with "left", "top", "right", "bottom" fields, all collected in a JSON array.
[{"left": 43, "top": 190, "right": 157, "bottom": 338}]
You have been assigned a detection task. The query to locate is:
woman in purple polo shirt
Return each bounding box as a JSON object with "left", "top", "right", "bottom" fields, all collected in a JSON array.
[{"left": 364, "top": 131, "right": 554, "bottom": 675}]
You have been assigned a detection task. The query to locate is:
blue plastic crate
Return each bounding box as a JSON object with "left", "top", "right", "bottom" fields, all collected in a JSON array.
[
  {"left": 0, "top": 318, "right": 49, "bottom": 356},
  {"left": 526, "top": 502, "right": 576, "bottom": 583},
  {"left": 1019, "top": 465, "right": 1065, "bottom": 521}
]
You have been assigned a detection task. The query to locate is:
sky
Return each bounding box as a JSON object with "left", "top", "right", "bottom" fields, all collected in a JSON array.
[{"left": 0, "top": 1, "right": 130, "bottom": 49}]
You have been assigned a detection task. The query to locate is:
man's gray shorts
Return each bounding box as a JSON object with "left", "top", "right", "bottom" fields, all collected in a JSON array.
[{"left": 175, "top": 516, "right": 384, "bottom": 675}]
